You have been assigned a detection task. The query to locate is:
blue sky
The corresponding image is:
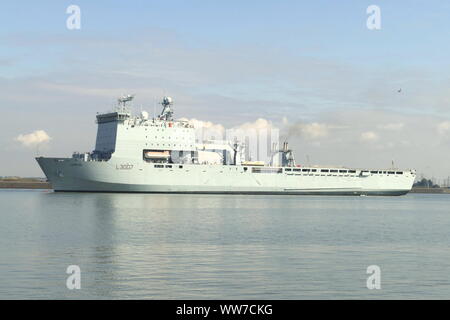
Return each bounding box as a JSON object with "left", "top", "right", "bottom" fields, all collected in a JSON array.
[
  {"left": 2, "top": 1, "right": 450, "bottom": 69},
  {"left": 1, "top": 1, "right": 450, "bottom": 179}
]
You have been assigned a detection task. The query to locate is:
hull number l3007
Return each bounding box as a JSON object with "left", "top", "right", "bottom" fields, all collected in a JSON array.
[{"left": 116, "top": 164, "right": 133, "bottom": 170}]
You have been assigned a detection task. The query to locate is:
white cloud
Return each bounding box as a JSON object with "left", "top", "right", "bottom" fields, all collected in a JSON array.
[
  {"left": 181, "top": 118, "right": 225, "bottom": 141},
  {"left": 180, "top": 118, "right": 225, "bottom": 133},
  {"left": 233, "top": 118, "right": 274, "bottom": 131},
  {"left": 437, "top": 121, "right": 450, "bottom": 135},
  {"left": 378, "top": 123, "right": 404, "bottom": 131},
  {"left": 15, "top": 130, "right": 51, "bottom": 147},
  {"left": 179, "top": 117, "right": 278, "bottom": 142},
  {"left": 360, "top": 131, "right": 379, "bottom": 142},
  {"left": 180, "top": 117, "right": 276, "bottom": 134},
  {"left": 289, "top": 122, "right": 329, "bottom": 139}
]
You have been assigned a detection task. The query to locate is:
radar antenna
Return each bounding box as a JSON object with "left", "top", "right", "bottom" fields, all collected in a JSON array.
[{"left": 117, "top": 94, "right": 135, "bottom": 108}]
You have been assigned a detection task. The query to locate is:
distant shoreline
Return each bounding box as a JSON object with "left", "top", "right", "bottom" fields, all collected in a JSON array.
[
  {"left": 1, "top": 178, "right": 449, "bottom": 194},
  {"left": 409, "top": 187, "right": 450, "bottom": 194},
  {"left": 0, "top": 178, "right": 51, "bottom": 189}
]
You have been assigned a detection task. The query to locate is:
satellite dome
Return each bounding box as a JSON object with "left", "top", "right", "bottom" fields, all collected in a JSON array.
[
  {"left": 140, "top": 111, "right": 149, "bottom": 120},
  {"left": 163, "top": 96, "right": 173, "bottom": 105}
]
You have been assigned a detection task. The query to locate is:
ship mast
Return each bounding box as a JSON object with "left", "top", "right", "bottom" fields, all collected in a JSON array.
[
  {"left": 271, "top": 141, "right": 296, "bottom": 167},
  {"left": 158, "top": 96, "right": 174, "bottom": 121}
]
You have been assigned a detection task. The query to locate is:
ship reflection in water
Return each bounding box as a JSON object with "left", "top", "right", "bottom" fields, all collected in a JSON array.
[{"left": 1, "top": 190, "right": 450, "bottom": 299}]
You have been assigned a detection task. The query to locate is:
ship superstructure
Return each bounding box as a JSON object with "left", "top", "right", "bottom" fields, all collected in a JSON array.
[{"left": 36, "top": 96, "right": 416, "bottom": 195}]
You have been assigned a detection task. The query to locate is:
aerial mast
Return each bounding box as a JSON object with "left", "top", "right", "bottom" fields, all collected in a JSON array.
[{"left": 158, "top": 96, "right": 174, "bottom": 121}]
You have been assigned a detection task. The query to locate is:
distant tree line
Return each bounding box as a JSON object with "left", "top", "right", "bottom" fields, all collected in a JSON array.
[{"left": 413, "top": 178, "right": 440, "bottom": 188}]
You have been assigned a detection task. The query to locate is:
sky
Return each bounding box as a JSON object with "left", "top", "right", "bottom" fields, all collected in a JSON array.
[{"left": 1, "top": 0, "right": 450, "bottom": 181}]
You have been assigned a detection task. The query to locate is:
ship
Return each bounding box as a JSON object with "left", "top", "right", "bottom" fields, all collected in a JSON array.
[{"left": 36, "top": 95, "right": 416, "bottom": 195}]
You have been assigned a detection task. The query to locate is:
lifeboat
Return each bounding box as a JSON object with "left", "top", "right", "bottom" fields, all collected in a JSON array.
[
  {"left": 241, "top": 161, "right": 265, "bottom": 166},
  {"left": 144, "top": 150, "right": 170, "bottom": 159}
]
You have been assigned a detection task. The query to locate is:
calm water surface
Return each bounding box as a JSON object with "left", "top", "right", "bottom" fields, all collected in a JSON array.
[{"left": 1, "top": 190, "right": 450, "bottom": 299}]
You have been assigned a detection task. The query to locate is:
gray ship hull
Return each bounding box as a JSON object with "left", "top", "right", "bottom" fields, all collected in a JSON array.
[{"left": 36, "top": 157, "right": 415, "bottom": 196}]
